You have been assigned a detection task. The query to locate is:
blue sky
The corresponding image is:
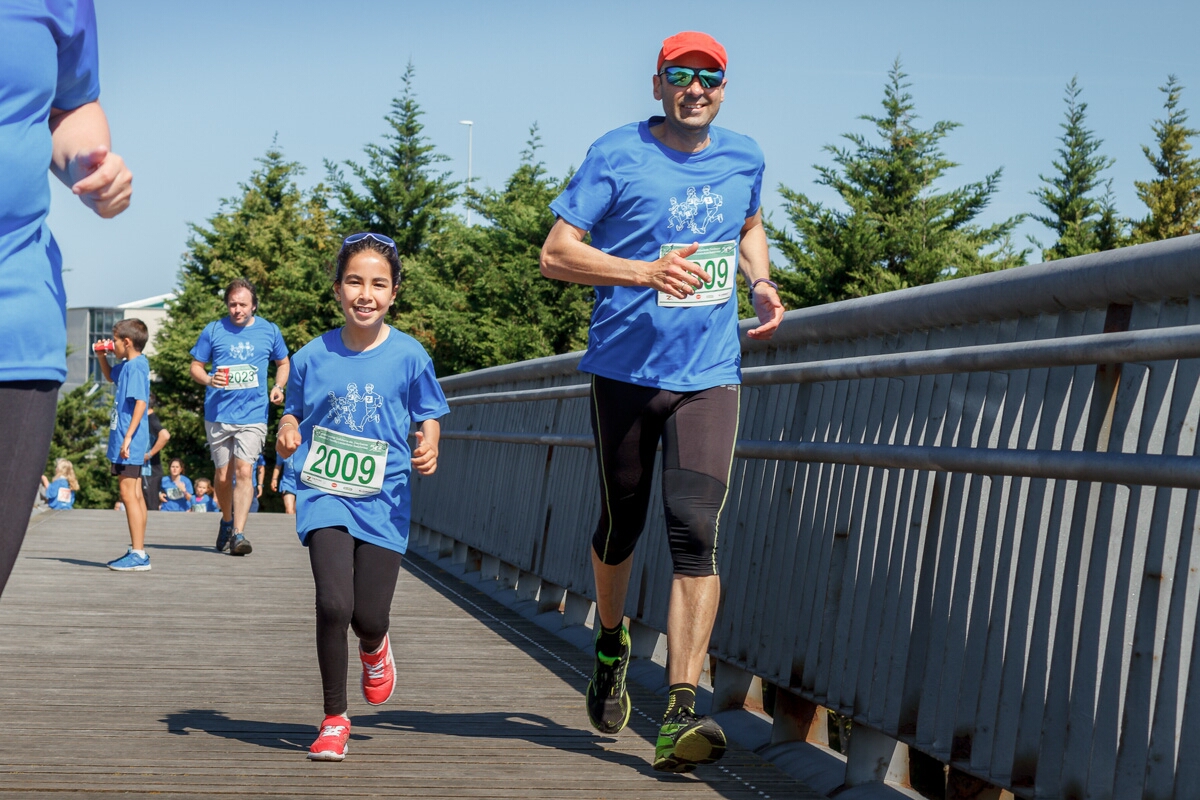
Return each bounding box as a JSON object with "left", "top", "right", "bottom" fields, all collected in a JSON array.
[{"left": 51, "top": 0, "right": 1200, "bottom": 307}]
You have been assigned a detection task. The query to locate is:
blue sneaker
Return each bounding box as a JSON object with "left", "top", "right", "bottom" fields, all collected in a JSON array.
[
  {"left": 216, "top": 518, "right": 233, "bottom": 551},
  {"left": 229, "top": 532, "right": 252, "bottom": 556},
  {"left": 107, "top": 550, "right": 151, "bottom": 572}
]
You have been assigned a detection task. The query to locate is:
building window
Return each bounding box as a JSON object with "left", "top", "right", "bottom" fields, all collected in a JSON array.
[{"left": 88, "top": 309, "right": 124, "bottom": 384}]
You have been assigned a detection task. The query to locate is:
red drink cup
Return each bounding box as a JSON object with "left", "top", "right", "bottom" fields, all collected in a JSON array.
[
  {"left": 92, "top": 340, "right": 114, "bottom": 353},
  {"left": 215, "top": 366, "right": 230, "bottom": 386}
]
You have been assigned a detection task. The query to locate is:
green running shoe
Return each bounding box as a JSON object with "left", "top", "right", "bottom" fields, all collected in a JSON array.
[
  {"left": 653, "top": 706, "right": 727, "bottom": 773},
  {"left": 585, "top": 625, "right": 631, "bottom": 734}
]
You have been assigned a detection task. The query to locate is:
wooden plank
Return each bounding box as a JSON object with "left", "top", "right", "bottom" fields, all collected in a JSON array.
[{"left": 0, "top": 510, "right": 825, "bottom": 799}]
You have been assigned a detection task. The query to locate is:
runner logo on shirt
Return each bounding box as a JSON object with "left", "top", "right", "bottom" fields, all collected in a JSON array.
[
  {"left": 667, "top": 185, "right": 724, "bottom": 235},
  {"left": 229, "top": 341, "right": 255, "bottom": 361},
  {"left": 326, "top": 382, "right": 383, "bottom": 433}
]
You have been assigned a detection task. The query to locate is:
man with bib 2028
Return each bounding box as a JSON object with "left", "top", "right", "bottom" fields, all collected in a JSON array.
[
  {"left": 190, "top": 278, "right": 289, "bottom": 555},
  {"left": 540, "top": 31, "right": 784, "bottom": 773}
]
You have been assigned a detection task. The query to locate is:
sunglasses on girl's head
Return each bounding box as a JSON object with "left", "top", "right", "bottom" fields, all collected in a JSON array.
[
  {"left": 341, "top": 232, "right": 397, "bottom": 253},
  {"left": 659, "top": 66, "right": 725, "bottom": 89}
]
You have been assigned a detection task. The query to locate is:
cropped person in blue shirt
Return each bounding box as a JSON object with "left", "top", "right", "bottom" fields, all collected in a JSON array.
[
  {"left": 41, "top": 459, "right": 79, "bottom": 510},
  {"left": 0, "top": 0, "right": 133, "bottom": 597},
  {"left": 190, "top": 279, "right": 290, "bottom": 555},
  {"left": 540, "top": 31, "right": 784, "bottom": 772},
  {"left": 158, "top": 458, "right": 194, "bottom": 512},
  {"left": 277, "top": 232, "right": 448, "bottom": 762}
]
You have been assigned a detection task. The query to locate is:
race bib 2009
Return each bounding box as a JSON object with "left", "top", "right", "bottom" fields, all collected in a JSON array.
[
  {"left": 657, "top": 240, "right": 737, "bottom": 307},
  {"left": 300, "top": 426, "right": 389, "bottom": 498}
]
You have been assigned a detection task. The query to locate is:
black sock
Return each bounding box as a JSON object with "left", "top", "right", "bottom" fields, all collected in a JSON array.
[
  {"left": 665, "top": 683, "right": 696, "bottom": 718},
  {"left": 596, "top": 623, "right": 625, "bottom": 659}
]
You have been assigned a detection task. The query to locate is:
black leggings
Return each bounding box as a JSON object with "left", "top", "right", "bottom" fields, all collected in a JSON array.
[
  {"left": 589, "top": 375, "right": 739, "bottom": 577},
  {"left": 308, "top": 527, "right": 403, "bottom": 715},
  {"left": 0, "top": 381, "right": 59, "bottom": 598}
]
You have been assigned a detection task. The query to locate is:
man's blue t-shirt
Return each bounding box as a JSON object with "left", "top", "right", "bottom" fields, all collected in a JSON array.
[
  {"left": 159, "top": 474, "right": 194, "bottom": 512},
  {"left": 107, "top": 355, "right": 149, "bottom": 465},
  {"left": 278, "top": 454, "right": 297, "bottom": 495},
  {"left": 190, "top": 316, "right": 288, "bottom": 425},
  {"left": 0, "top": 1, "right": 100, "bottom": 382},
  {"left": 46, "top": 478, "right": 75, "bottom": 509},
  {"left": 190, "top": 493, "right": 219, "bottom": 513},
  {"left": 283, "top": 328, "right": 450, "bottom": 554},
  {"left": 549, "top": 118, "right": 764, "bottom": 392}
]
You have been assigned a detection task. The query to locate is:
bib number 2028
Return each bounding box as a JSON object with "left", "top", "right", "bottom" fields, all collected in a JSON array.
[{"left": 301, "top": 426, "right": 389, "bottom": 497}]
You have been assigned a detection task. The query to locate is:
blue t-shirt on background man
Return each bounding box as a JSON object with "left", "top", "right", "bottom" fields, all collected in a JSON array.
[
  {"left": 279, "top": 454, "right": 297, "bottom": 495},
  {"left": 159, "top": 474, "right": 193, "bottom": 512},
  {"left": 549, "top": 118, "right": 764, "bottom": 392},
  {"left": 0, "top": 1, "right": 99, "bottom": 383},
  {"left": 284, "top": 328, "right": 449, "bottom": 555},
  {"left": 190, "top": 316, "right": 288, "bottom": 425},
  {"left": 46, "top": 478, "right": 75, "bottom": 509},
  {"left": 106, "top": 355, "right": 149, "bottom": 465}
]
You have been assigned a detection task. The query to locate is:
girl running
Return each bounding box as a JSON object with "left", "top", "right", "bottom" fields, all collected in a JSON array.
[
  {"left": 41, "top": 459, "right": 79, "bottom": 510},
  {"left": 276, "top": 232, "right": 448, "bottom": 762}
]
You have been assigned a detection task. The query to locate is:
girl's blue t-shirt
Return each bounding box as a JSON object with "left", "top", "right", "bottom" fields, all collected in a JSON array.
[
  {"left": 284, "top": 327, "right": 449, "bottom": 554},
  {"left": 549, "top": 118, "right": 765, "bottom": 392},
  {"left": 159, "top": 474, "right": 194, "bottom": 512},
  {"left": 106, "top": 355, "right": 150, "bottom": 464},
  {"left": 46, "top": 477, "right": 75, "bottom": 509},
  {"left": 190, "top": 316, "right": 289, "bottom": 425},
  {"left": 190, "top": 493, "right": 219, "bottom": 513},
  {"left": 0, "top": 0, "right": 100, "bottom": 383}
]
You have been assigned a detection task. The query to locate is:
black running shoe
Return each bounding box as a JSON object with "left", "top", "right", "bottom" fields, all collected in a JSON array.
[
  {"left": 585, "top": 625, "right": 631, "bottom": 734},
  {"left": 229, "top": 532, "right": 252, "bottom": 556},
  {"left": 653, "top": 706, "right": 726, "bottom": 773},
  {"left": 215, "top": 518, "right": 233, "bottom": 552}
]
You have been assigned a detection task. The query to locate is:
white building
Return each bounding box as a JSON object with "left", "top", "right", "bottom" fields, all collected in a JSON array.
[{"left": 63, "top": 293, "right": 174, "bottom": 395}]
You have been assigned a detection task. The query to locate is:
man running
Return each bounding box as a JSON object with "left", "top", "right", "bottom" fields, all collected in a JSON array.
[
  {"left": 190, "top": 279, "right": 289, "bottom": 555},
  {"left": 540, "top": 31, "right": 783, "bottom": 772}
]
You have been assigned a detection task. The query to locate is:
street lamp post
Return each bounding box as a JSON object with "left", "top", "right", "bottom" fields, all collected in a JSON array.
[{"left": 459, "top": 120, "right": 473, "bottom": 226}]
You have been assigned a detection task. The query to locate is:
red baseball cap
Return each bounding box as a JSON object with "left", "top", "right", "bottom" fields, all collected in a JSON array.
[{"left": 657, "top": 31, "right": 727, "bottom": 72}]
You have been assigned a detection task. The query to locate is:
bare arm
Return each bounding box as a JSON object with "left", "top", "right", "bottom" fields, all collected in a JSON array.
[
  {"left": 270, "top": 357, "right": 290, "bottom": 405},
  {"left": 48, "top": 101, "right": 132, "bottom": 219},
  {"left": 411, "top": 419, "right": 441, "bottom": 476},
  {"left": 738, "top": 211, "right": 784, "bottom": 340},
  {"left": 146, "top": 426, "right": 170, "bottom": 461},
  {"left": 276, "top": 414, "right": 301, "bottom": 458},
  {"left": 190, "top": 359, "right": 221, "bottom": 388},
  {"left": 540, "top": 218, "right": 709, "bottom": 300}
]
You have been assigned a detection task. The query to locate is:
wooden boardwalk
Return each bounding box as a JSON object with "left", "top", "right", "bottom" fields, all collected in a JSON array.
[{"left": 0, "top": 510, "right": 826, "bottom": 799}]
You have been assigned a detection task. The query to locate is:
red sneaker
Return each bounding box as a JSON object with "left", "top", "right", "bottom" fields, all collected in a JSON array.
[
  {"left": 307, "top": 714, "right": 350, "bottom": 761},
  {"left": 360, "top": 634, "right": 396, "bottom": 705}
]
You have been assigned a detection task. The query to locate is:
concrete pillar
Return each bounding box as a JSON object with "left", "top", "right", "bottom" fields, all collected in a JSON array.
[
  {"left": 562, "top": 591, "right": 593, "bottom": 628},
  {"left": 770, "top": 688, "right": 827, "bottom": 746},
  {"left": 844, "top": 725, "right": 909, "bottom": 788},
  {"left": 537, "top": 582, "right": 567, "bottom": 614},
  {"left": 712, "top": 660, "right": 763, "bottom": 713}
]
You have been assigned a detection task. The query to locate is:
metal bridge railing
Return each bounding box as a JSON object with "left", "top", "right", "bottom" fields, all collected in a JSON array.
[{"left": 413, "top": 234, "right": 1200, "bottom": 799}]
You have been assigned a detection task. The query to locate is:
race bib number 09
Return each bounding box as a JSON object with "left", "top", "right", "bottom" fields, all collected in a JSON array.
[
  {"left": 301, "top": 426, "right": 389, "bottom": 498},
  {"left": 219, "top": 364, "right": 259, "bottom": 391},
  {"left": 657, "top": 240, "right": 737, "bottom": 307}
]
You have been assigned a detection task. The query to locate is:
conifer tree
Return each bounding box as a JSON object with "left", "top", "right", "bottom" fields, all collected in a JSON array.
[
  {"left": 152, "top": 146, "right": 339, "bottom": 475},
  {"left": 768, "top": 60, "right": 1025, "bottom": 308},
  {"left": 1131, "top": 75, "right": 1200, "bottom": 243},
  {"left": 325, "top": 62, "right": 459, "bottom": 258},
  {"left": 1031, "top": 77, "right": 1122, "bottom": 260}
]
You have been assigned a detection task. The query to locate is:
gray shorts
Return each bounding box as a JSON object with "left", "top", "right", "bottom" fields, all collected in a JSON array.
[{"left": 204, "top": 421, "right": 267, "bottom": 468}]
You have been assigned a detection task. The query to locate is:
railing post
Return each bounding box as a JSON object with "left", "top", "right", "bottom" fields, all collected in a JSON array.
[
  {"left": 844, "top": 725, "right": 909, "bottom": 789},
  {"left": 770, "top": 688, "right": 827, "bottom": 746},
  {"left": 712, "top": 660, "right": 762, "bottom": 713}
]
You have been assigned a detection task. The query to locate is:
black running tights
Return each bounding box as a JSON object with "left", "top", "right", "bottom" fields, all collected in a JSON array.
[
  {"left": 0, "top": 381, "right": 59, "bottom": 598},
  {"left": 308, "top": 527, "right": 403, "bottom": 715}
]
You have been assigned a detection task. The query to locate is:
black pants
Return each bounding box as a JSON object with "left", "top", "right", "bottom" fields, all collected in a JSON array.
[
  {"left": 308, "top": 527, "right": 403, "bottom": 715},
  {"left": 589, "top": 375, "right": 740, "bottom": 577},
  {"left": 0, "top": 381, "right": 59, "bottom": 597}
]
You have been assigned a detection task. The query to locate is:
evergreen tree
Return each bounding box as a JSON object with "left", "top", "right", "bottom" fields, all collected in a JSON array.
[
  {"left": 767, "top": 60, "right": 1025, "bottom": 308},
  {"left": 398, "top": 127, "right": 591, "bottom": 374},
  {"left": 45, "top": 382, "right": 117, "bottom": 509},
  {"left": 1131, "top": 75, "right": 1200, "bottom": 243},
  {"left": 1031, "top": 77, "right": 1122, "bottom": 260},
  {"left": 151, "top": 145, "right": 339, "bottom": 477},
  {"left": 325, "top": 62, "right": 459, "bottom": 259}
]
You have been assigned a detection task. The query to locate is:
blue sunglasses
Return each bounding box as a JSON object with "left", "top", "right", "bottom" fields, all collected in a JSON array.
[
  {"left": 659, "top": 66, "right": 725, "bottom": 89},
  {"left": 341, "top": 232, "right": 397, "bottom": 253}
]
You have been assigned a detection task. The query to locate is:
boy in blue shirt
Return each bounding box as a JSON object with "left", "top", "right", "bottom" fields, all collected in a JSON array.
[{"left": 97, "top": 319, "right": 152, "bottom": 571}]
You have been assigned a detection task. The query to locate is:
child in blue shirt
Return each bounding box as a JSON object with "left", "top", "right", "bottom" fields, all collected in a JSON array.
[
  {"left": 270, "top": 454, "right": 297, "bottom": 514},
  {"left": 159, "top": 458, "right": 194, "bottom": 512},
  {"left": 190, "top": 478, "right": 220, "bottom": 513},
  {"left": 97, "top": 318, "right": 151, "bottom": 571},
  {"left": 277, "top": 232, "right": 448, "bottom": 762},
  {"left": 41, "top": 459, "right": 79, "bottom": 510}
]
